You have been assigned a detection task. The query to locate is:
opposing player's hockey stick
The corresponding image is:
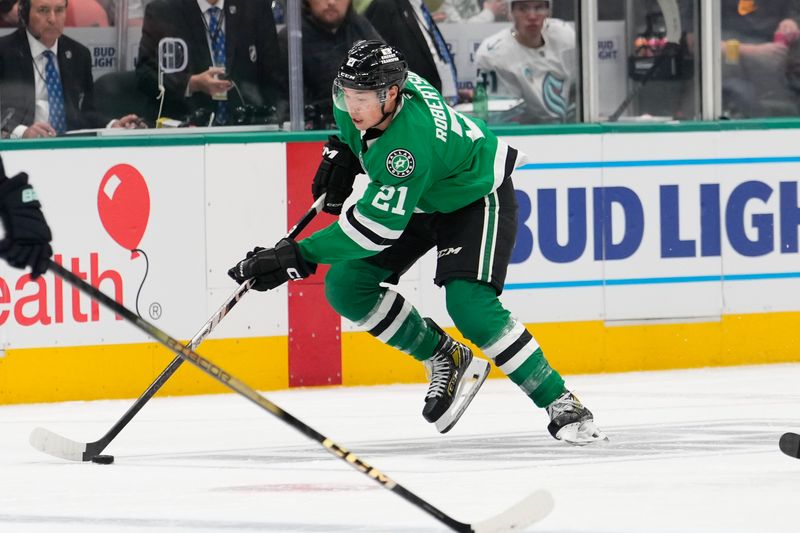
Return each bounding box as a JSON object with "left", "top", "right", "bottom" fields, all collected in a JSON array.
[
  {"left": 30, "top": 195, "right": 327, "bottom": 462},
  {"left": 34, "top": 259, "right": 555, "bottom": 532},
  {"left": 779, "top": 432, "right": 800, "bottom": 459}
]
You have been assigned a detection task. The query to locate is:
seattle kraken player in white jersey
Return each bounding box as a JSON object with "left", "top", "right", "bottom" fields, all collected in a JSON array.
[
  {"left": 475, "top": 0, "right": 577, "bottom": 123},
  {"left": 229, "top": 40, "right": 606, "bottom": 445}
]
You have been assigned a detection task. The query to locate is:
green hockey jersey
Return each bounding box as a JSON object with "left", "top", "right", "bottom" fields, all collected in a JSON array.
[{"left": 298, "top": 72, "right": 518, "bottom": 265}]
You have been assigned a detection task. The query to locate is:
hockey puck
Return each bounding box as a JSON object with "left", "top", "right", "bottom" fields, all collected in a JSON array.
[
  {"left": 90, "top": 454, "right": 115, "bottom": 464},
  {"left": 779, "top": 432, "right": 800, "bottom": 459}
]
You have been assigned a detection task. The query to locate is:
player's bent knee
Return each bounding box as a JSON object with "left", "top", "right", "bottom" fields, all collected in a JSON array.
[
  {"left": 325, "top": 264, "right": 356, "bottom": 316},
  {"left": 445, "top": 279, "right": 509, "bottom": 347},
  {"left": 325, "top": 263, "right": 383, "bottom": 321}
]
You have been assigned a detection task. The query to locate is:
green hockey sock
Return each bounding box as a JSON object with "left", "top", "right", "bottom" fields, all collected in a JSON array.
[
  {"left": 325, "top": 260, "right": 439, "bottom": 361},
  {"left": 356, "top": 289, "right": 440, "bottom": 361},
  {"left": 445, "top": 280, "right": 565, "bottom": 408}
]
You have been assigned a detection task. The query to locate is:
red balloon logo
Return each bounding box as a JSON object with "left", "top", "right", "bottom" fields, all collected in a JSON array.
[{"left": 97, "top": 164, "right": 150, "bottom": 259}]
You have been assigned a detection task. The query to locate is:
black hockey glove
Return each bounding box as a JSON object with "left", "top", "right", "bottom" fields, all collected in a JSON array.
[
  {"left": 0, "top": 172, "right": 53, "bottom": 279},
  {"left": 227, "top": 238, "right": 316, "bottom": 292},
  {"left": 311, "top": 135, "right": 362, "bottom": 215}
]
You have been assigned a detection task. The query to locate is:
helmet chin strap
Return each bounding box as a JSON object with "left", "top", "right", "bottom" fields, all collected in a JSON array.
[
  {"left": 365, "top": 89, "right": 399, "bottom": 130},
  {"left": 367, "top": 108, "right": 392, "bottom": 130}
]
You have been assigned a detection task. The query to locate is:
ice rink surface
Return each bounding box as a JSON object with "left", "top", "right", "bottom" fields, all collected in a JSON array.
[{"left": 1, "top": 363, "right": 799, "bottom": 532}]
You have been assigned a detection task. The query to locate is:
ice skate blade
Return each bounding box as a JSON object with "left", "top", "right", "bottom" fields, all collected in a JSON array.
[
  {"left": 555, "top": 420, "right": 609, "bottom": 446},
  {"left": 434, "top": 358, "right": 490, "bottom": 434}
]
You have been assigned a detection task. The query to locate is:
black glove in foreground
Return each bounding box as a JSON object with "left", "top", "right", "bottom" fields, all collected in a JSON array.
[
  {"left": 0, "top": 172, "right": 53, "bottom": 278},
  {"left": 228, "top": 238, "right": 316, "bottom": 291}
]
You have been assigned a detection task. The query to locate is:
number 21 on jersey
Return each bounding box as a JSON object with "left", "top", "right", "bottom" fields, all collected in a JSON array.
[{"left": 372, "top": 185, "right": 408, "bottom": 216}]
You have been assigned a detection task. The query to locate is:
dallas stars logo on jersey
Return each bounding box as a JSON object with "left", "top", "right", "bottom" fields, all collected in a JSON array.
[{"left": 386, "top": 149, "right": 415, "bottom": 178}]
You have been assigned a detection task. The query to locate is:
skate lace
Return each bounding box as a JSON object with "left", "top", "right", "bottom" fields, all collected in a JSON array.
[{"left": 424, "top": 355, "right": 452, "bottom": 400}]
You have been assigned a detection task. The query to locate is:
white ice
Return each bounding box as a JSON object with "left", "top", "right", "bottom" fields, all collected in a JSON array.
[{"left": 1, "top": 363, "right": 799, "bottom": 532}]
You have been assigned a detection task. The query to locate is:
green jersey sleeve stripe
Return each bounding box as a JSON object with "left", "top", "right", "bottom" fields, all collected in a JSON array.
[
  {"left": 352, "top": 205, "right": 404, "bottom": 240},
  {"left": 339, "top": 206, "right": 396, "bottom": 252}
]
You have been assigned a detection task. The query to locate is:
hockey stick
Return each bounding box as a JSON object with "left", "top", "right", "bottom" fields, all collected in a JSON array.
[
  {"left": 30, "top": 195, "right": 327, "bottom": 462},
  {"left": 779, "top": 432, "right": 800, "bottom": 459},
  {"left": 32, "top": 260, "right": 554, "bottom": 532}
]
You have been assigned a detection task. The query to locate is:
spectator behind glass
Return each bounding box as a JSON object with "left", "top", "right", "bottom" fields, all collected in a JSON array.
[
  {"left": 474, "top": 0, "right": 577, "bottom": 123},
  {"left": 365, "top": 0, "right": 459, "bottom": 102},
  {"left": 0, "top": 0, "right": 142, "bottom": 138},
  {"left": 718, "top": 0, "right": 800, "bottom": 117},
  {"left": 278, "top": 0, "right": 380, "bottom": 130},
  {"left": 136, "top": 0, "right": 287, "bottom": 127},
  {"left": 65, "top": 0, "right": 108, "bottom": 26},
  {"left": 0, "top": 0, "right": 19, "bottom": 26},
  {"left": 434, "top": 0, "right": 508, "bottom": 23}
]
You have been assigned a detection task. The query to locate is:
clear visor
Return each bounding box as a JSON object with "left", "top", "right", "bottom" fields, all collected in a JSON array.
[{"left": 332, "top": 79, "right": 389, "bottom": 114}]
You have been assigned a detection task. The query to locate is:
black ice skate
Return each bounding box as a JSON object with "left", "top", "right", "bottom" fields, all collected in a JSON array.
[
  {"left": 546, "top": 390, "right": 608, "bottom": 446},
  {"left": 422, "top": 318, "right": 490, "bottom": 434}
]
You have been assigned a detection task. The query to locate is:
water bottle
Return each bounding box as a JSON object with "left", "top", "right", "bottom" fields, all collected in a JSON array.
[{"left": 473, "top": 73, "right": 489, "bottom": 122}]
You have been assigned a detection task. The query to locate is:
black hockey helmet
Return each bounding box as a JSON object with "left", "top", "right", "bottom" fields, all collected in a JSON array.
[
  {"left": 336, "top": 40, "right": 408, "bottom": 91},
  {"left": 333, "top": 40, "right": 408, "bottom": 113}
]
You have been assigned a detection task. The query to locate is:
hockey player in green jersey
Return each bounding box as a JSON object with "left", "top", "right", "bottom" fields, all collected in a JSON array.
[{"left": 229, "top": 40, "right": 606, "bottom": 445}]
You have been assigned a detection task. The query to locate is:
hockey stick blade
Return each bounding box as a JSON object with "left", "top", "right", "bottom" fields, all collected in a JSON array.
[
  {"left": 779, "top": 432, "right": 800, "bottom": 459},
  {"left": 469, "top": 490, "right": 554, "bottom": 533},
  {"left": 29, "top": 427, "right": 91, "bottom": 462},
  {"left": 45, "top": 259, "right": 553, "bottom": 532},
  {"left": 28, "top": 195, "right": 326, "bottom": 462},
  {"left": 28, "top": 279, "right": 252, "bottom": 462}
]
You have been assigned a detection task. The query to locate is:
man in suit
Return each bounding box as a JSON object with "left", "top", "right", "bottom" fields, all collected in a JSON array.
[
  {"left": 136, "top": 0, "right": 287, "bottom": 126},
  {"left": 365, "top": 0, "right": 458, "bottom": 101},
  {"left": 0, "top": 0, "right": 141, "bottom": 138}
]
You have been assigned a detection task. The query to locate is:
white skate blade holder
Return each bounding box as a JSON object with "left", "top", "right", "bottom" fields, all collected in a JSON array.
[
  {"left": 555, "top": 419, "right": 609, "bottom": 446},
  {"left": 435, "top": 357, "right": 491, "bottom": 434}
]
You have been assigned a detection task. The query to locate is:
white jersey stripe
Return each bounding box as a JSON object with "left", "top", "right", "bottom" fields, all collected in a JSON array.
[
  {"left": 477, "top": 195, "right": 491, "bottom": 281},
  {"left": 493, "top": 139, "right": 509, "bottom": 191},
  {"left": 357, "top": 290, "right": 398, "bottom": 331},
  {"left": 476, "top": 190, "right": 499, "bottom": 282},
  {"left": 482, "top": 320, "right": 527, "bottom": 359},
  {"left": 498, "top": 337, "right": 541, "bottom": 375},
  {"left": 338, "top": 214, "right": 390, "bottom": 252},
  {"left": 486, "top": 190, "right": 499, "bottom": 280},
  {"left": 352, "top": 206, "right": 404, "bottom": 240},
  {"left": 376, "top": 299, "right": 412, "bottom": 343}
]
